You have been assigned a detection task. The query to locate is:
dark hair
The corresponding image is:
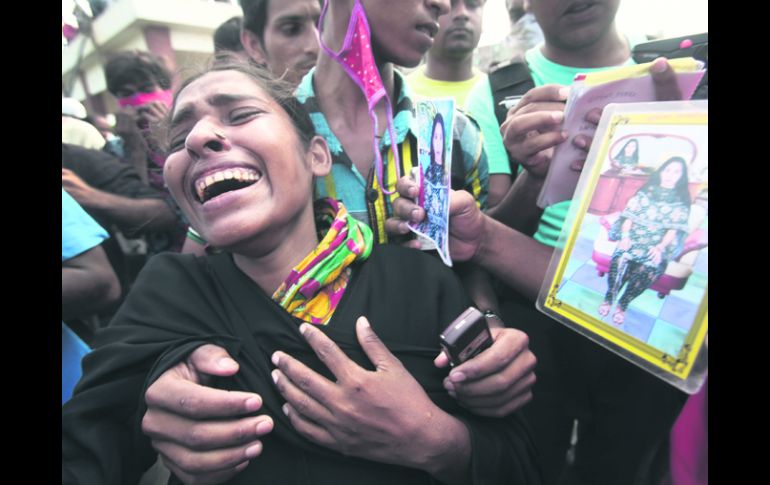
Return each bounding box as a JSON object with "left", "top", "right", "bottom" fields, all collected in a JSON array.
[
  {"left": 163, "top": 55, "right": 316, "bottom": 154},
  {"left": 104, "top": 51, "right": 172, "bottom": 95},
  {"left": 614, "top": 138, "right": 639, "bottom": 166},
  {"left": 239, "top": 0, "right": 270, "bottom": 44},
  {"left": 429, "top": 113, "right": 446, "bottom": 166},
  {"left": 214, "top": 16, "right": 245, "bottom": 53},
  {"left": 642, "top": 156, "right": 691, "bottom": 205}
]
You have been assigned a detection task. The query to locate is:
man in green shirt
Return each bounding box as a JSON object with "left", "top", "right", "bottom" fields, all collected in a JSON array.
[{"left": 393, "top": 0, "right": 688, "bottom": 483}]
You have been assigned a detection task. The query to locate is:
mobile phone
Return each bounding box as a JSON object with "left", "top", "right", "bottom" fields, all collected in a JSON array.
[
  {"left": 439, "top": 307, "right": 493, "bottom": 366},
  {"left": 631, "top": 33, "right": 707, "bottom": 65},
  {"left": 632, "top": 32, "right": 707, "bottom": 100}
]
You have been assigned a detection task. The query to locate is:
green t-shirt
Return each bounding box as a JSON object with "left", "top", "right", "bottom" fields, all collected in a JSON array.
[
  {"left": 406, "top": 67, "right": 511, "bottom": 176},
  {"left": 525, "top": 46, "right": 637, "bottom": 246}
]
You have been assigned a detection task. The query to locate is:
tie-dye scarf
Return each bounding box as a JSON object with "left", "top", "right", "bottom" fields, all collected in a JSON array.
[{"left": 272, "top": 198, "right": 373, "bottom": 325}]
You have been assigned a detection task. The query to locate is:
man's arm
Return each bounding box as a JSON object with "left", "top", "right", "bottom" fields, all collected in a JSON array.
[
  {"left": 62, "top": 244, "right": 121, "bottom": 321},
  {"left": 63, "top": 168, "right": 178, "bottom": 236}
]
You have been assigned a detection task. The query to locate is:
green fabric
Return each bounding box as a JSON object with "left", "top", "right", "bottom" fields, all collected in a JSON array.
[
  {"left": 464, "top": 79, "right": 513, "bottom": 176},
  {"left": 272, "top": 199, "right": 373, "bottom": 326},
  {"left": 525, "top": 45, "right": 638, "bottom": 247}
]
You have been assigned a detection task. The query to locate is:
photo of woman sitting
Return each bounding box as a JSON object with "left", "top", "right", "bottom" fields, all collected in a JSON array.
[{"left": 598, "top": 156, "right": 692, "bottom": 325}]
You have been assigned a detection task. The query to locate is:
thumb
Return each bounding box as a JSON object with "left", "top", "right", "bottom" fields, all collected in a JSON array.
[
  {"left": 355, "top": 316, "right": 399, "bottom": 371},
  {"left": 434, "top": 351, "right": 450, "bottom": 369},
  {"left": 187, "top": 344, "right": 240, "bottom": 378}
]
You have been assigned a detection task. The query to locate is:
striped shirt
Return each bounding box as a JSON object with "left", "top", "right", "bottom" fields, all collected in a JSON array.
[{"left": 297, "top": 68, "right": 488, "bottom": 244}]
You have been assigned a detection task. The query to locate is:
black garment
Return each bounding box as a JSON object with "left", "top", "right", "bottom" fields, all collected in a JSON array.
[
  {"left": 63, "top": 245, "right": 542, "bottom": 485},
  {"left": 498, "top": 292, "right": 687, "bottom": 485}
]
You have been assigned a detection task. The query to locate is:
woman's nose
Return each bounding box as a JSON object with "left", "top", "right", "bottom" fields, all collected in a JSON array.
[{"left": 185, "top": 123, "right": 230, "bottom": 160}]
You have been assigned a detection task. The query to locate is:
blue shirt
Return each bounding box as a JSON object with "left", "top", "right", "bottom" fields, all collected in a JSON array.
[{"left": 62, "top": 189, "right": 109, "bottom": 261}]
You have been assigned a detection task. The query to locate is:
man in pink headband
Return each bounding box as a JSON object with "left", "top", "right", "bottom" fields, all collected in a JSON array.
[{"left": 104, "top": 51, "right": 187, "bottom": 254}]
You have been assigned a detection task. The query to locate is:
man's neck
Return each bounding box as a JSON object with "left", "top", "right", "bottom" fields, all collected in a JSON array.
[
  {"left": 541, "top": 26, "right": 630, "bottom": 68},
  {"left": 424, "top": 53, "right": 476, "bottom": 82}
]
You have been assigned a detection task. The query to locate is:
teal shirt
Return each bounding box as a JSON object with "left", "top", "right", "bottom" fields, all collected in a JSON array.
[
  {"left": 464, "top": 80, "right": 512, "bottom": 177},
  {"left": 296, "top": 68, "right": 489, "bottom": 243},
  {"left": 525, "top": 46, "right": 637, "bottom": 247}
]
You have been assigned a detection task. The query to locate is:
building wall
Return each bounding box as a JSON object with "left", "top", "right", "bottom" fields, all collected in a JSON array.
[{"left": 63, "top": 0, "right": 241, "bottom": 115}]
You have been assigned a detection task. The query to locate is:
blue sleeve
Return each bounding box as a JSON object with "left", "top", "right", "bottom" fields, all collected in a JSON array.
[{"left": 62, "top": 189, "right": 109, "bottom": 261}]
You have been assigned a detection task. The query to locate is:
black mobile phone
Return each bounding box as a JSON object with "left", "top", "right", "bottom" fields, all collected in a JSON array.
[
  {"left": 439, "top": 307, "right": 493, "bottom": 366},
  {"left": 632, "top": 33, "right": 708, "bottom": 100}
]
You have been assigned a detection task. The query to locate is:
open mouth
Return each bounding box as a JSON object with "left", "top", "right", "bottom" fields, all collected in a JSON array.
[
  {"left": 416, "top": 22, "right": 439, "bottom": 39},
  {"left": 194, "top": 167, "right": 262, "bottom": 203}
]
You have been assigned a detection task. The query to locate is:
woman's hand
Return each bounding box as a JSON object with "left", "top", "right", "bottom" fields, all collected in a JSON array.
[
  {"left": 272, "top": 317, "right": 470, "bottom": 479},
  {"left": 647, "top": 245, "right": 665, "bottom": 265}
]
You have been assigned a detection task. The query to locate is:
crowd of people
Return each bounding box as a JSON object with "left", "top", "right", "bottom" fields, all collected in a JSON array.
[{"left": 62, "top": 1, "right": 707, "bottom": 484}]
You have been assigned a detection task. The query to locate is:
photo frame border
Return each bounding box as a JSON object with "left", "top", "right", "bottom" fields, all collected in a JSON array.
[{"left": 537, "top": 100, "right": 708, "bottom": 394}]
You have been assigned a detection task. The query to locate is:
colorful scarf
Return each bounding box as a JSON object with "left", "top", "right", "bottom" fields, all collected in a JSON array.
[{"left": 272, "top": 198, "right": 373, "bottom": 325}]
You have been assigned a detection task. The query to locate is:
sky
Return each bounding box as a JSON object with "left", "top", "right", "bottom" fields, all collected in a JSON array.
[{"left": 480, "top": 0, "right": 708, "bottom": 47}]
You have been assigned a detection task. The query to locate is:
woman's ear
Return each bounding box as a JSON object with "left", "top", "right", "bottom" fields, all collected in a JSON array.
[{"left": 307, "top": 135, "right": 332, "bottom": 177}]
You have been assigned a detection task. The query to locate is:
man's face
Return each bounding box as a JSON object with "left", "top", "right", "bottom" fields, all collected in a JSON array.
[
  {"left": 242, "top": 0, "right": 321, "bottom": 86},
  {"left": 430, "top": 0, "right": 484, "bottom": 61},
  {"left": 362, "top": 0, "right": 450, "bottom": 68},
  {"left": 529, "top": 0, "right": 621, "bottom": 51}
]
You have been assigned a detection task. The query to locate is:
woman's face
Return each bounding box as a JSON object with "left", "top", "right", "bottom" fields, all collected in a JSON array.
[
  {"left": 363, "top": 0, "right": 450, "bottom": 67},
  {"left": 163, "top": 70, "right": 322, "bottom": 250},
  {"left": 659, "top": 161, "right": 684, "bottom": 189},
  {"left": 624, "top": 140, "right": 637, "bottom": 156},
  {"left": 432, "top": 121, "right": 444, "bottom": 165}
]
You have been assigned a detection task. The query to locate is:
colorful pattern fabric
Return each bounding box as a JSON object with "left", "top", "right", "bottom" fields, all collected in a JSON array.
[
  {"left": 296, "top": 68, "right": 488, "bottom": 244},
  {"left": 272, "top": 198, "right": 373, "bottom": 325}
]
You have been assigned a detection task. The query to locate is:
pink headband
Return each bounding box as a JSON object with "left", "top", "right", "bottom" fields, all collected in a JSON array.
[{"left": 118, "top": 90, "right": 173, "bottom": 108}]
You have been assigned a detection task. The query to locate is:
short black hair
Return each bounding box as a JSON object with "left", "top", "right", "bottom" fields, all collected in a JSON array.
[
  {"left": 214, "top": 16, "right": 245, "bottom": 53},
  {"left": 239, "top": 0, "right": 270, "bottom": 44},
  {"left": 104, "top": 51, "right": 172, "bottom": 95}
]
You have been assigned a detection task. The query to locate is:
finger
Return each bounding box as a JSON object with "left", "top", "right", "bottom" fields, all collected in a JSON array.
[
  {"left": 433, "top": 351, "right": 450, "bottom": 369},
  {"left": 513, "top": 84, "right": 570, "bottom": 114},
  {"left": 142, "top": 407, "right": 273, "bottom": 450},
  {"left": 650, "top": 58, "right": 682, "bottom": 101},
  {"left": 448, "top": 366, "right": 537, "bottom": 407},
  {"left": 584, "top": 107, "right": 603, "bottom": 125},
  {"left": 572, "top": 134, "right": 592, "bottom": 153},
  {"left": 383, "top": 217, "right": 412, "bottom": 237},
  {"left": 298, "top": 323, "right": 357, "bottom": 379},
  {"left": 457, "top": 390, "right": 535, "bottom": 418},
  {"left": 271, "top": 354, "right": 337, "bottom": 411},
  {"left": 355, "top": 317, "right": 401, "bottom": 371},
  {"left": 512, "top": 100, "right": 570, "bottom": 117},
  {"left": 391, "top": 196, "right": 425, "bottom": 224},
  {"left": 154, "top": 438, "right": 262, "bottom": 479},
  {"left": 501, "top": 111, "right": 565, "bottom": 145},
  {"left": 509, "top": 130, "right": 568, "bottom": 160},
  {"left": 570, "top": 159, "right": 586, "bottom": 172},
  {"left": 447, "top": 328, "right": 531, "bottom": 383},
  {"left": 162, "top": 459, "right": 249, "bottom": 485},
  {"left": 145, "top": 373, "right": 263, "bottom": 419},
  {"left": 282, "top": 403, "right": 337, "bottom": 449},
  {"left": 272, "top": 369, "right": 332, "bottom": 423},
  {"left": 187, "top": 344, "right": 241, "bottom": 377},
  {"left": 395, "top": 175, "right": 420, "bottom": 199}
]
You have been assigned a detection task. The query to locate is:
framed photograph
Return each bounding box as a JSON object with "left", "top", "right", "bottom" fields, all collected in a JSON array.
[
  {"left": 409, "top": 98, "right": 455, "bottom": 266},
  {"left": 537, "top": 100, "right": 708, "bottom": 393}
]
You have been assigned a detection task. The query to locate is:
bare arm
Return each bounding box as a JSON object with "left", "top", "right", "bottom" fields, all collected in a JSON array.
[
  {"left": 62, "top": 245, "right": 121, "bottom": 320},
  {"left": 63, "top": 168, "right": 178, "bottom": 236}
]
